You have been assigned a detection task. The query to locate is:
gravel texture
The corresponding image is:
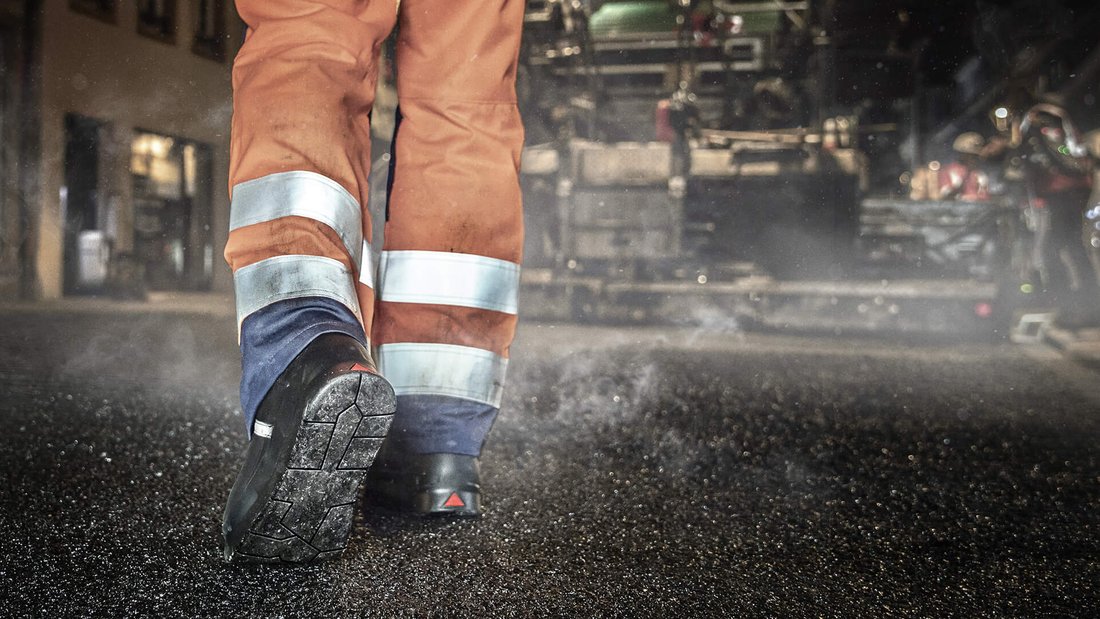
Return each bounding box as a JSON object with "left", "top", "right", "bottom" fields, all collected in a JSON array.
[{"left": 0, "top": 314, "right": 1097, "bottom": 617}]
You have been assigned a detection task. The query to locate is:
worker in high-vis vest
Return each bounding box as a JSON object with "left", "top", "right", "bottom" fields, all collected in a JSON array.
[{"left": 221, "top": 0, "right": 525, "bottom": 563}]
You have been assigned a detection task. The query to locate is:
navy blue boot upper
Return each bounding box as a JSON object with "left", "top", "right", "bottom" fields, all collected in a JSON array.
[{"left": 239, "top": 297, "right": 499, "bottom": 454}]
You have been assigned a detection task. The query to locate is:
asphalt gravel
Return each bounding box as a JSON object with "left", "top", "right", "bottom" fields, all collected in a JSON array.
[{"left": 0, "top": 312, "right": 1097, "bottom": 617}]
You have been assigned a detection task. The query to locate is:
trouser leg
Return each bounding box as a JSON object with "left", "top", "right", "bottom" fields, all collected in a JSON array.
[
  {"left": 1056, "top": 191, "right": 1100, "bottom": 293},
  {"left": 1029, "top": 205, "right": 1064, "bottom": 296},
  {"left": 1049, "top": 190, "right": 1100, "bottom": 312},
  {"left": 373, "top": 0, "right": 526, "bottom": 455},
  {"left": 224, "top": 0, "right": 397, "bottom": 433}
]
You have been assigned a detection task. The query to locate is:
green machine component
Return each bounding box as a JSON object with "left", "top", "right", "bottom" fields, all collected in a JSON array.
[
  {"left": 589, "top": 1, "right": 783, "bottom": 39},
  {"left": 587, "top": 1, "right": 678, "bottom": 37}
]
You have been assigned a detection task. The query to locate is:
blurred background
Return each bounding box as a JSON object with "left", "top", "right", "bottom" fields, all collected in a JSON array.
[
  {"left": 2, "top": 4, "right": 1100, "bottom": 612},
  {"left": 2, "top": 0, "right": 1100, "bottom": 338}
]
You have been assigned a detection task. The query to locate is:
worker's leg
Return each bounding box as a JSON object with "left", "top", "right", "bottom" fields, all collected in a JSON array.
[
  {"left": 1050, "top": 190, "right": 1100, "bottom": 326},
  {"left": 1033, "top": 204, "right": 1069, "bottom": 301},
  {"left": 368, "top": 0, "right": 525, "bottom": 512},
  {"left": 226, "top": 0, "right": 397, "bottom": 430},
  {"left": 221, "top": 0, "right": 398, "bottom": 563}
]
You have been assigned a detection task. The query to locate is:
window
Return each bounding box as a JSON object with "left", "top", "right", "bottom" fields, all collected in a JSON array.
[
  {"left": 192, "top": 0, "right": 227, "bottom": 62},
  {"left": 137, "top": 0, "right": 176, "bottom": 44},
  {"left": 131, "top": 131, "right": 216, "bottom": 290},
  {"left": 70, "top": 0, "right": 117, "bottom": 24}
]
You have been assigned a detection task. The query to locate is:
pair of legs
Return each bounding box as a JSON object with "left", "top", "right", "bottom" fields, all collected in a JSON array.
[
  {"left": 222, "top": 0, "right": 525, "bottom": 561},
  {"left": 1033, "top": 188, "right": 1100, "bottom": 325}
]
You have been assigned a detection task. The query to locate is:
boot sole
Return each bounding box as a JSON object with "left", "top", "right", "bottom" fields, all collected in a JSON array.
[{"left": 222, "top": 371, "right": 395, "bottom": 563}]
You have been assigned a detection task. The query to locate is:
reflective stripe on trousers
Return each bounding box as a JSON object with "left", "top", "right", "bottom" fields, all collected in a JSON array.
[{"left": 225, "top": 0, "right": 526, "bottom": 420}]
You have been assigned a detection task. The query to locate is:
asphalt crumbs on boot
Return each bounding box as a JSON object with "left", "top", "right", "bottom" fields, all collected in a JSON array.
[{"left": 224, "top": 371, "right": 395, "bottom": 563}]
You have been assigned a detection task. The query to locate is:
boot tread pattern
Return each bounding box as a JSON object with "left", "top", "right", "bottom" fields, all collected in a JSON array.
[{"left": 232, "top": 372, "right": 394, "bottom": 563}]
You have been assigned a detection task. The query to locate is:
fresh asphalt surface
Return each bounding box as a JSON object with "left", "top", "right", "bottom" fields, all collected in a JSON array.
[{"left": 0, "top": 310, "right": 1097, "bottom": 617}]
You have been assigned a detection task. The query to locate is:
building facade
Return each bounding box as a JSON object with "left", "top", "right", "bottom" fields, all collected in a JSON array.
[{"left": 0, "top": 0, "right": 241, "bottom": 299}]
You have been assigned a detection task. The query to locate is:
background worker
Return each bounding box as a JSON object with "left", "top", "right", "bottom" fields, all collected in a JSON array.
[{"left": 1019, "top": 102, "right": 1100, "bottom": 328}]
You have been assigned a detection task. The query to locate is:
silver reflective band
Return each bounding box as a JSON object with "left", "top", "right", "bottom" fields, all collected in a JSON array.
[
  {"left": 230, "top": 171, "right": 365, "bottom": 271},
  {"left": 234, "top": 255, "right": 362, "bottom": 327},
  {"left": 253, "top": 421, "right": 273, "bottom": 439},
  {"left": 376, "top": 343, "right": 508, "bottom": 408},
  {"left": 378, "top": 250, "right": 519, "bottom": 314},
  {"left": 359, "top": 240, "right": 375, "bottom": 288}
]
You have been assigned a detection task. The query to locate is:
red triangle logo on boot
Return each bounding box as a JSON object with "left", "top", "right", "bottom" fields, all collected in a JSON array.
[
  {"left": 443, "top": 492, "right": 466, "bottom": 508},
  {"left": 349, "top": 363, "right": 372, "bottom": 373}
]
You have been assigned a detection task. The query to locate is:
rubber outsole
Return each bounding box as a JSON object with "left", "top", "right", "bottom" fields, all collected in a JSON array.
[{"left": 223, "top": 370, "right": 395, "bottom": 563}]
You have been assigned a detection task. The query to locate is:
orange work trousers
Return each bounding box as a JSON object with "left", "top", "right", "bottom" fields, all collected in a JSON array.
[{"left": 225, "top": 0, "right": 525, "bottom": 436}]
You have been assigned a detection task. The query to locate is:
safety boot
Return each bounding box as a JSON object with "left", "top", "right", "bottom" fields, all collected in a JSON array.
[
  {"left": 222, "top": 333, "right": 396, "bottom": 563},
  {"left": 364, "top": 442, "right": 482, "bottom": 517}
]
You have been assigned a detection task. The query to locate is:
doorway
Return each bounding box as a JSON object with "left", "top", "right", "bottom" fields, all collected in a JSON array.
[{"left": 62, "top": 113, "right": 103, "bottom": 294}]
